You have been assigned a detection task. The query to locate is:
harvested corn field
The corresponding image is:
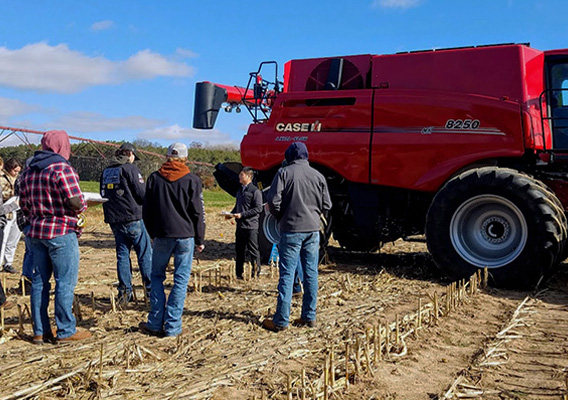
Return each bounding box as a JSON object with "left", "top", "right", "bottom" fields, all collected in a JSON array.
[{"left": 1, "top": 204, "right": 568, "bottom": 400}]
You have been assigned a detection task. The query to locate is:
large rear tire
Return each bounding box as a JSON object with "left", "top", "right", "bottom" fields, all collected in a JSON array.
[
  {"left": 258, "top": 210, "right": 275, "bottom": 264},
  {"left": 426, "top": 167, "right": 565, "bottom": 288}
]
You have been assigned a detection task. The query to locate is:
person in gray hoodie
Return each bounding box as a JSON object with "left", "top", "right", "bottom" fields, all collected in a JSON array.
[{"left": 262, "top": 142, "right": 332, "bottom": 332}]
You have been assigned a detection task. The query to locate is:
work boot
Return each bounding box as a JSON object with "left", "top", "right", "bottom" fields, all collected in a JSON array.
[
  {"left": 33, "top": 328, "right": 58, "bottom": 344},
  {"left": 292, "top": 318, "right": 317, "bottom": 328},
  {"left": 3, "top": 264, "right": 17, "bottom": 274},
  {"left": 56, "top": 329, "right": 92, "bottom": 343},
  {"left": 261, "top": 319, "right": 287, "bottom": 332},
  {"left": 138, "top": 322, "right": 163, "bottom": 337}
]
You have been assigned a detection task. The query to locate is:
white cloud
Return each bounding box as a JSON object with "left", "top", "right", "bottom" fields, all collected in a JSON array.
[
  {"left": 137, "top": 124, "right": 238, "bottom": 147},
  {"left": 53, "top": 111, "right": 164, "bottom": 133},
  {"left": 90, "top": 20, "right": 115, "bottom": 31},
  {"left": 0, "top": 42, "right": 196, "bottom": 93},
  {"left": 372, "top": 0, "right": 421, "bottom": 8},
  {"left": 120, "top": 50, "right": 193, "bottom": 79},
  {"left": 0, "top": 97, "right": 39, "bottom": 119}
]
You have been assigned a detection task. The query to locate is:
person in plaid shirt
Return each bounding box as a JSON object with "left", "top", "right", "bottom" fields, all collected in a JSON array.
[{"left": 18, "top": 130, "right": 91, "bottom": 344}]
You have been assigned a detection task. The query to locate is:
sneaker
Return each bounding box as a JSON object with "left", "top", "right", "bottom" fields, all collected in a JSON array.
[
  {"left": 3, "top": 264, "right": 17, "bottom": 274},
  {"left": 138, "top": 322, "right": 163, "bottom": 337},
  {"left": 293, "top": 318, "right": 316, "bottom": 328},
  {"left": 56, "top": 329, "right": 92, "bottom": 343},
  {"left": 261, "top": 319, "right": 287, "bottom": 332}
]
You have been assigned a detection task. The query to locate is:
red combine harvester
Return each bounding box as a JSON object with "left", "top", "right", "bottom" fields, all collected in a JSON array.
[{"left": 194, "top": 43, "right": 568, "bottom": 287}]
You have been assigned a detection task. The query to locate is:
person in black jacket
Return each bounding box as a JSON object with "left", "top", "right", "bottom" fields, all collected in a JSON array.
[
  {"left": 100, "top": 143, "right": 152, "bottom": 303},
  {"left": 139, "top": 142, "right": 205, "bottom": 338},
  {"left": 226, "top": 167, "right": 263, "bottom": 279}
]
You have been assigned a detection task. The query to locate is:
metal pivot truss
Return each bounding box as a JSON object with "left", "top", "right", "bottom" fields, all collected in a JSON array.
[{"left": 0, "top": 125, "right": 214, "bottom": 168}]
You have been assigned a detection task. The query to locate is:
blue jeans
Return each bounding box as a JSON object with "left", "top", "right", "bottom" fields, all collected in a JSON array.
[
  {"left": 22, "top": 225, "right": 34, "bottom": 279},
  {"left": 110, "top": 220, "right": 152, "bottom": 298},
  {"left": 30, "top": 233, "right": 79, "bottom": 339},
  {"left": 147, "top": 237, "right": 194, "bottom": 336},
  {"left": 273, "top": 231, "right": 319, "bottom": 327}
]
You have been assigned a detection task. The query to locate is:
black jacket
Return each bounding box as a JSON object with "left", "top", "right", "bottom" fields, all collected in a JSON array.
[
  {"left": 100, "top": 159, "right": 146, "bottom": 224},
  {"left": 143, "top": 171, "right": 205, "bottom": 244},
  {"left": 231, "top": 183, "right": 263, "bottom": 230}
]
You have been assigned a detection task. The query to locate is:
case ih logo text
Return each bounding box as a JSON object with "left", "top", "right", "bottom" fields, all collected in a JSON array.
[{"left": 275, "top": 121, "right": 322, "bottom": 133}]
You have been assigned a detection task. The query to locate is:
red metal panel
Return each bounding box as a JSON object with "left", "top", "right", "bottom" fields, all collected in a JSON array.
[
  {"left": 370, "top": 90, "right": 525, "bottom": 192},
  {"left": 371, "top": 45, "right": 526, "bottom": 101},
  {"left": 241, "top": 90, "right": 373, "bottom": 184},
  {"left": 520, "top": 47, "right": 546, "bottom": 150}
]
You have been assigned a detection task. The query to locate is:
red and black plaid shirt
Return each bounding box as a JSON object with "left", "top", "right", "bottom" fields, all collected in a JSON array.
[{"left": 19, "top": 161, "right": 86, "bottom": 239}]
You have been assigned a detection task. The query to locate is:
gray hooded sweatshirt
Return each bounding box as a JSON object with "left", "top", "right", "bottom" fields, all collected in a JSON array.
[{"left": 267, "top": 142, "right": 332, "bottom": 233}]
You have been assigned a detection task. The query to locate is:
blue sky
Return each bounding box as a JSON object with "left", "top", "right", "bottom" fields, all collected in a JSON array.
[{"left": 0, "top": 0, "right": 566, "bottom": 148}]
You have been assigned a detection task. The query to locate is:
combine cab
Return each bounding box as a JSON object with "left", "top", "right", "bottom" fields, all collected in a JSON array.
[{"left": 194, "top": 43, "right": 568, "bottom": 288}]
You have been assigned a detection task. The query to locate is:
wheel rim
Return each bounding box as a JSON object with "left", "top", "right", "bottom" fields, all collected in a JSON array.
[
  {"left": 262, "top": 212, "right": 281, "bottom": 244},
  {"left": 450, "top": 194, "right": 528, "bottom": 268}
]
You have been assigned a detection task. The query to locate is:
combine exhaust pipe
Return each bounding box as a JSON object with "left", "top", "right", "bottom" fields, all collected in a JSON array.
[
  {"left": 193, "top": 81, "right": 255, "bottom": 130},
  {"left": 193, "top": 82, "right": 227, "bottom": 130}
]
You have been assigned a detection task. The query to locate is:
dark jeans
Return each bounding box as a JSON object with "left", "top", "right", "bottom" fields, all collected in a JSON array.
[
  {"left": 0, "top": 278, "right": 5, "bottom": 306},
  {"left": 22, "top": 225, "right": 34, "bottom": 279},
  {"left": 110, "top": 220, "right": 152, "bottom": 298},
  {"left": 235, "top": 227, "right": 261, "bottom": 278}
]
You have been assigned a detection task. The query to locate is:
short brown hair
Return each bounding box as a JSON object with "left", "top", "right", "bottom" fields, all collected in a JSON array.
[{"left": 4, "top": 158, "right": 21, "bottom": 172}]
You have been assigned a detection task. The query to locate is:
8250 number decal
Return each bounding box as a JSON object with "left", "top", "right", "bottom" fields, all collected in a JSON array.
[{"left": 445, "top": 119, "right": 480, "bottom": 129}]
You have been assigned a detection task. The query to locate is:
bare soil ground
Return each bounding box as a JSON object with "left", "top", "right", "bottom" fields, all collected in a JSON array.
[{"left": 1, "top": 205, "right": 567, "bottom": 399}]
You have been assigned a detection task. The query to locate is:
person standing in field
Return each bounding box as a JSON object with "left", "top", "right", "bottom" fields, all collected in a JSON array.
[
  {"left": 0, "top": 158, "right": 23, "bottom": 274},
  {"left": 18, "top": 130, "right": 91, "bottom": 343},
  {"left": 226, "top": 166, "right": 263, "bottom": 279},
  {"left": 0, "top": 174, "right": 17, "bottom": 310},
  {"left": 100, "top": 143, "right": 152, "bottom": 304},
  {"left": 262, "top": 142, "right": 331, "bottom": 332},
  {"left": 140, "top": 142, "right": 205, "bottom": 337}
]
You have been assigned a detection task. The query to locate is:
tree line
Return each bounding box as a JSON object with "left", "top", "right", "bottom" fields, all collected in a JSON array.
[{"left": 0, "top": 140, "right": 241, "bottom": 189}]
